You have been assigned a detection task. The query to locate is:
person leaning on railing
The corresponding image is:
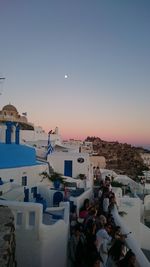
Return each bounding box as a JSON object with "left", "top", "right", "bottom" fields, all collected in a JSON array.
[{"left": 117, "top": 249, "right": 136, "bottom": 267}]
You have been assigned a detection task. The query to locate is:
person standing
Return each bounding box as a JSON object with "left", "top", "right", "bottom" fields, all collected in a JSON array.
[{"left": 69, "top": 224, "right": 86, "bottom": 267}]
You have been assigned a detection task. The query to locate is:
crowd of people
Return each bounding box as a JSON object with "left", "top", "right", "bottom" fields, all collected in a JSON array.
[{"left": 68, "top": 176, "right": 136, "bottom": 267}]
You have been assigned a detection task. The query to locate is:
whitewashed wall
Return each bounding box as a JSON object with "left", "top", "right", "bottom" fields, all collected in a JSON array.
[
  {"left": 118, "top": 197, "right": 141, "bottom": 244},
  {"left": 48, "top": 152, "right": 89, "bottom": 177},
  {"left": 0, "top": 163, "right": 48, "bottom": 187},
  {"left": 41, "top": 202, "right": 69, "bottom": 267},
  {"left": 112, "top": 205, "right": 150, "bottom": 267},
  {"left": 40, "top": 220, "right": 68, "bottom": 267},
  {"left": 112, "top": 187, "right": 122, "bottom": 198},
  {"left": 20, "top": 127, "right": 47, "bottom": 142},
  {"left": 0, "top": 200, "right": 69, "bottom": 267},
  {"left": 90, "top": 155, "right": 106, "bottom": 168},
  {"left": 48, "top": 151, "right": 93, "bottom": 188},
  {"left": 144, "top": 194, "right": 150, "bottom": 210},
  {"left": 38, "top": 186, "right": 63, "bottom": 207},
  {"left": 140, "top": 223, "right": 150, "bottom": 250}
]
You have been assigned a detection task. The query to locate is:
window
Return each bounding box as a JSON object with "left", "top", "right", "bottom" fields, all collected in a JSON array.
[
  {"left": 22, "top": 176, "right": 27, "bottom": 186},
  {"left": 77, "top": 157, "right": 84, "bottom": 163}
]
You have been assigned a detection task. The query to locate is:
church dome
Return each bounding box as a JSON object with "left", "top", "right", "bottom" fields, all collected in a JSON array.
[{"left": 2, "top": 104, "right": 18, "bottom": 113}]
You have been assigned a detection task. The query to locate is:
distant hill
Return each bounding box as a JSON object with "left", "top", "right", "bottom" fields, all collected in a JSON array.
[
  {"left": 140, "top": 145, "right": 150, "bottom": 151},
  {"left": 85, "top": 136, "right": 149, "bottom": 179}
]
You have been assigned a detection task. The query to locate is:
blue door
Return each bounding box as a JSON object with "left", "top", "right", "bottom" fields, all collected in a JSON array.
[{"left": 64, "top": 160, "right": 73, "bottom": 177}]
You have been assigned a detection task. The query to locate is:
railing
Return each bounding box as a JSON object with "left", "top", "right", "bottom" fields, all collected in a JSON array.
[
  {"left": 0, "top": 181, "right": 12, "bottom": 194},
  {"left": 111, "top": 205, "right": 150, "bottom": 267},
  {"left": 45, "top": 202, "right": 70, "bottom": 225}
]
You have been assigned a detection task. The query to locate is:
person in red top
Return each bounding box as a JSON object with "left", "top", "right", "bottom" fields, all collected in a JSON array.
[{"left": 79, "top": 198, "right": 92, "bottom": 219}]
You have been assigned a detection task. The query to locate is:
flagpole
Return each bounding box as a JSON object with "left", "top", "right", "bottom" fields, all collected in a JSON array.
[{"left": 46, "top": 130, "right": 54, "bottom": 159}]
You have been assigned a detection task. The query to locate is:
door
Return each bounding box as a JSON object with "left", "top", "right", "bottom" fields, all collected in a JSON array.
[{"left": 64, "top": 160, "right": 73, "bottom": 177}]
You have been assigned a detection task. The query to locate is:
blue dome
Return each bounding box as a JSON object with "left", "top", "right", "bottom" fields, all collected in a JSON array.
[{"left": 0, "top": 144, "right": 37, "bottom": 169}]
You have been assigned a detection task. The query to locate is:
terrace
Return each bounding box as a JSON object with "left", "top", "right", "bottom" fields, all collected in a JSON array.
[{"left": 1, "top": 173, "right": 150, "bottom": 267}]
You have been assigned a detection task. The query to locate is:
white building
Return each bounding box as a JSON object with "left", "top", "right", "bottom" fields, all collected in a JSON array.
[
  {"left": 0, "top": 108, "right": 70, "bottom": 267},
  {"left": 48, "top": 151, "right": 93, "bottom": 188},
  {"left": 141, "top": 152, "right": 150, "bottom": 169},
  {"left": 1, "top": 103, "right": 150, "bottom": 266},
  {"left": 90, "top": 155, "right": 106, "bottom": 169}
]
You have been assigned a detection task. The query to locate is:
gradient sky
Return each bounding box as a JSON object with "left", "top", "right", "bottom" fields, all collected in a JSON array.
[{"left": 0, "top": 0, "right": 150, "bottom": 146}]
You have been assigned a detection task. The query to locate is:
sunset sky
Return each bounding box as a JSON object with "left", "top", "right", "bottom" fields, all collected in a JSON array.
[{"left": 0, "top": 0, "right": 150, "bottom": 147}]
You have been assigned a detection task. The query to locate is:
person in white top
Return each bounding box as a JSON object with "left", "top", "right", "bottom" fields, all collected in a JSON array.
[{"left": 96, "top": 224, "right": 112, "bottom": 267}]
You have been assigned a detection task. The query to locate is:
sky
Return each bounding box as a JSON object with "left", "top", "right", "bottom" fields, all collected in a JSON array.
[{"left": 0, "top": 0, "right": 150, "bottom": 147}]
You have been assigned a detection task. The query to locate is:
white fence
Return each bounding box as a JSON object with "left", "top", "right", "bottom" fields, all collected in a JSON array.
[
  {"left": 0, "top": 200, "right": 70, "bottom": 267},
  {"left": 112, "top": 205, "right": 150, "bottom": 267}
]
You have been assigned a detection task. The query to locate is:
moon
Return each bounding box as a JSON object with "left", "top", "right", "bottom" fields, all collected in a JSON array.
[{"left": 64, "top": 74, "right": 68, "bottom": 79}]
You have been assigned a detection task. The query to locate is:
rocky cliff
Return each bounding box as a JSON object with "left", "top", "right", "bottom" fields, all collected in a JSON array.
[{"left": 86, "top": 136, "right": 149, "bottom": 179}]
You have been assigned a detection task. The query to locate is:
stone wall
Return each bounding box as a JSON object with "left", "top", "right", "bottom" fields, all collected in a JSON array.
[{"left": 0, "top": 205, "right": 16, "bottom": 267}]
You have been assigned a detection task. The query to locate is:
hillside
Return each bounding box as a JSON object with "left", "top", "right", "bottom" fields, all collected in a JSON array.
[{"left": 85, "top": 136, "right": 149, "bottom": 179}]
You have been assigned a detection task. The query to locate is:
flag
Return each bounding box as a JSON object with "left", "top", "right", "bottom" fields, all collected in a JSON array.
[
  {"left": 22, "top": 112, "right": 27, "bottom": 116},
  {"left": 46, "top": 132, "right": 54, "bottom": 156}
]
